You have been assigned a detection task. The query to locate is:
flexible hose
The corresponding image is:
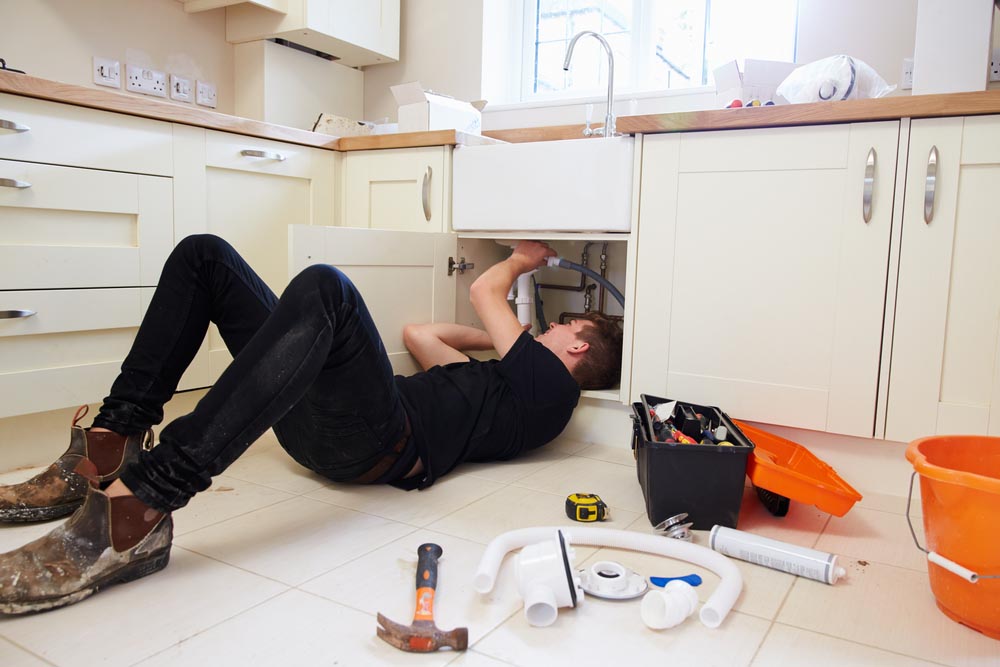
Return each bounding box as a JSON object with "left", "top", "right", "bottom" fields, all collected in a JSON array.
[
  {"left": 547, "top": 257, "right": 625, "bottom": 308},
  {"left": 474, "top": 526, "right": 743, "bottom": 628}
]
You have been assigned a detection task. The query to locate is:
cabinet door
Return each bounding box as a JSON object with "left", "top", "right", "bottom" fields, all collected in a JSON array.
[
  {"left": 633, "top": 122, "right": 899, "bottom": 436},
  {"left": 173, "top": 126, "right": 337, "bottom": 385},
  {"left": 0, "top": 289, "right": 143, "bottom": 418},
  {"left": 289, "top": 225, "right": 456, "bottom": 377},
  {"left": 340, "top": 147, "right": 448, "bottom": 233},
  {"left": 886, "top": 116, "right": 1000, "bottom": 441},
  {"left": 0, "top": 162, "right": 172, "bottom": 289}
]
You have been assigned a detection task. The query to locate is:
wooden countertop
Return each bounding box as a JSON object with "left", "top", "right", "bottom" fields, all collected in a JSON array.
[
  {"left": 0, "top": 71, "right": 499, "bottom": 151},
  {"left": 7, "top": 70, "right": 1000, "bottom": 149},
  {"left": 485, "top": 90, "right": 1000, "bottom": 143}
]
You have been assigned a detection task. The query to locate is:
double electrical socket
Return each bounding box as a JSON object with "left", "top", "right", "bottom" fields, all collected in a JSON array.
[
  {"left": 126, "top": 64, "right": 167, "bottom": 98},
  {"left": 990, "top": 49, "right": 1000, "bottom": 83}
]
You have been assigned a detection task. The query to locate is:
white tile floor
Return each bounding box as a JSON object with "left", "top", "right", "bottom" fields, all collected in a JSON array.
[{"left": 0, "top": 427, "right": 998, "bottom": 667}]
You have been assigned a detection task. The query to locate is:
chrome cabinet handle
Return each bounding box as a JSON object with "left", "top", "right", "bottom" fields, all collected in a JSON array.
[
  {"left": 0, "top": 177, "right": 31, "bottom": 188},
  {"left": 863, "top": 147, "right": 876, "bottom": 224},
  {"left": 0, "top": 310, "right": 36, "bottom": 319},
  {"left": 240, "top": 149, "right": 286, "bottom": 161},
  {"left": 422, "top": 166, "right": 432, "bottom": 222},
  {"left": 924, "top": 146, "right": 938, "bottom": 225},
  {"left": 0, "top": 118, "right": 30, "bottom": 133}
]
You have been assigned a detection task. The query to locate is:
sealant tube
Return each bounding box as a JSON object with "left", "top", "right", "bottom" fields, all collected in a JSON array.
[
  {"left": 709, "top": 526, "right": 847, "bottom": 585},
  {"left": 474, "top": 527, "right": 743, "bottom": 629}
]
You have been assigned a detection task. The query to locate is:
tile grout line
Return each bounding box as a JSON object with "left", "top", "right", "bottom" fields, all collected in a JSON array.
[
  {"left": 0, "top": 635, "right": 59, "bottom": 667},
  {"left": 746, "top": 617, "right": 779, "bottom": 667},
  {"left": 125, "top": 587, "right": 292, "bottom": 667},
  {"left": 766, "top": 621, "right": 956, "bottom": 667}
]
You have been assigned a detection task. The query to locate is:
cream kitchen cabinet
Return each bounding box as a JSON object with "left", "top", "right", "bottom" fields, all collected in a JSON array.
[
  {"left": 173, "top": 125, "right": 336, "bottom": 385},
  {"left": 0, "top": 95, "right": 174, "bottom": 417},
  {"left": 339, "top": 146, "right": 449, "bottom": 233},
  {"left": 885, "top": 115, "right": 1000, "bottom": 442},
  {"left": 226, "top": 0, "right": 400, "bottom": 67},
  {"left": 632, "top": 122, "right": 901, "bottom": 437},
  {"left": 289, "top": 226, "right": 636, "bottom": 404}
]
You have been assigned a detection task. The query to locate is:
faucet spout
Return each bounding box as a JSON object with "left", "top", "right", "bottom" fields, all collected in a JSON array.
[{"left": 563, "top": 30, "right": 616, "bottom": 138}]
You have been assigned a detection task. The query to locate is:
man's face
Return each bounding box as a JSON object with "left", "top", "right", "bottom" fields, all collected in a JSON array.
[{"left": 535, "top": 319, "right": 592, "bottom": 354}]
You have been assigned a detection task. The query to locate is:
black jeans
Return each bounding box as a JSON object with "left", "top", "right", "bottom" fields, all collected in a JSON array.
[{"left": 92, "top": 234, "right": 410, "bottom": 513}]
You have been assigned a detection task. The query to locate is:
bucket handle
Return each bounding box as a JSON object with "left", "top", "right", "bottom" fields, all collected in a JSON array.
[{"left": 907, "top": 472, "right": 999, "bottom": 583}]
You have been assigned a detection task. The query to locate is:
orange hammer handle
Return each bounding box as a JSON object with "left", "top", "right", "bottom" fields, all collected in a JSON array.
[{"left": 413, "top": 543, "right": 442, "bottom": 622}]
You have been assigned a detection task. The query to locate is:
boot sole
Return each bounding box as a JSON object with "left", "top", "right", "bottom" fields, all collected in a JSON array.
[
  {"left": 0, "top": 500, "right": 84, "bottom": 523},
  {"left": 0, "top": 547, "right": 171, "bottom": 615}
]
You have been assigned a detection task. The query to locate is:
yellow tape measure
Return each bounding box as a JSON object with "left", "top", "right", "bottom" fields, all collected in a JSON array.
[{"left": 565, "top": 493, "right": 609, "bottom": 522}]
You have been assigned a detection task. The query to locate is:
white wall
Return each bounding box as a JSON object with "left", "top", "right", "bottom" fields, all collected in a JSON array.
[
  {"left": 234, "top": 40, "right": 364, "bottom": 130},
  {"left": 362, "top": 0, "right": 485, "bottom": 124},
  {"left": 0, "top": 0, "right": 236, "bottom": 114}
]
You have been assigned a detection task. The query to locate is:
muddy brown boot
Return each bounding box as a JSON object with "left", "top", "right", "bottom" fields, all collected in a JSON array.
[
  {"left": 0, "top": 406, "right": 153, "bottom": 523},
  {"left": 0, "top": 486, "right": 172, "bottom": 615}
]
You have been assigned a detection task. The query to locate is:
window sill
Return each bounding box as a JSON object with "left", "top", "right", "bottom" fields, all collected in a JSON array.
[{"left": 484, "top": 85, "right": 717, "bottom": 113}]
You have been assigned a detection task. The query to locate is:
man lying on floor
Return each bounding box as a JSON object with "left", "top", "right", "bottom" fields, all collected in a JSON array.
[{"left": 0, "top": 235, "right": 623, "bottom": 614}]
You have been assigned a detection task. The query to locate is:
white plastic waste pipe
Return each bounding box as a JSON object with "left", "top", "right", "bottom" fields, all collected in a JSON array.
[
  {"left": 515, "top": 272, "right": 533, "bottom": 327},
  {"left": 474, "top": 527, "right": 743, "bottom": 628}
]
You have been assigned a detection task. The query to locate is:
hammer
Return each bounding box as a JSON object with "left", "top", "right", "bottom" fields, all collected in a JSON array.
[{"left": 376, "top": 543, "right": 469, "bottom": 652}]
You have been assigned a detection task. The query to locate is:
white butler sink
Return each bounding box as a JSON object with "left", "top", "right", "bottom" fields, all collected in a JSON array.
[{"left": 452, "top": 136, "right": 634, "bottom": 232}]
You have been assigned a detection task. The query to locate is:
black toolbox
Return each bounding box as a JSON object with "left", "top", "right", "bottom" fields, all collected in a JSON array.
[{"left": 631, "top": 394, "right": 754, "bottom": 530}]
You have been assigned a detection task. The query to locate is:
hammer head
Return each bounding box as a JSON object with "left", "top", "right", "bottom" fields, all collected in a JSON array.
[{"left": 376, "top": 613, "right": 468, "bottom": 653}]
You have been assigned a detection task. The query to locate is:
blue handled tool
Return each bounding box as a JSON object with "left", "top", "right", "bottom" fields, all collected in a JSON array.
[{"left": 650, "top": 574, "right": 703, "bottom": 588}]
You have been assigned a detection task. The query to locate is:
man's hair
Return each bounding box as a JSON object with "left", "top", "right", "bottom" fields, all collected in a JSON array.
[{"left": 570, "top": 313, "right": 624, "bottom": 390}]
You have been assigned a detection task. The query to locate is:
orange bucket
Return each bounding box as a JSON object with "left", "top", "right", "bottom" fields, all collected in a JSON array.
[{"left": 906, "top": 436, "right": 1000, "bottom": 640}]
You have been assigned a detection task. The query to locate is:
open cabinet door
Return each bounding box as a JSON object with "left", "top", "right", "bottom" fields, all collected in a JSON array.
[{"left": 289, "top": 225, "right": 457, "bottom": 377}]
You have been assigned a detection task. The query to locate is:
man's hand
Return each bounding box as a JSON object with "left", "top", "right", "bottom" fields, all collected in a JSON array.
[{"left": 509, "top": 241, "right": 557, "bottom": 274}]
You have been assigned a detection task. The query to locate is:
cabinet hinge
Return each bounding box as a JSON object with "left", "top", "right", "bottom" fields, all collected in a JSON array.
[{"left": 448, "top": 256, "right": 475, "bottom": 276}]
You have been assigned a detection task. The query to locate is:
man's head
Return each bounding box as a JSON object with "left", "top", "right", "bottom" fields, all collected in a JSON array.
[{"left": 535, "top": 313, "right": 624, "bottom": 390}]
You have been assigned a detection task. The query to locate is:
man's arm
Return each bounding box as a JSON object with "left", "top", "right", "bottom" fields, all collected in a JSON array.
[
  {"left": 469, "top": 241, "right": 555, "bottom": 358},
  {"left": 403, "top": 322, "right": 492, "bottom": 371}
]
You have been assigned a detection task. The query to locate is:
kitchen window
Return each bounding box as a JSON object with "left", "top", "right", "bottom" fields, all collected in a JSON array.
[{"left": 521, "top": 0, "right": 798, "bottom": 101}]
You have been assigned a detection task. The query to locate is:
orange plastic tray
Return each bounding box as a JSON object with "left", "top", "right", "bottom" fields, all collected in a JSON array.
[{"left": 735, "top": 420, "right": 862, "bottom": 517}]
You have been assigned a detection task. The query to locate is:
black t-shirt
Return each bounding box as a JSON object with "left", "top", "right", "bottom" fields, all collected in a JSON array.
[{"left": 392, "top": 331, "right": 580, "bottom": 490}]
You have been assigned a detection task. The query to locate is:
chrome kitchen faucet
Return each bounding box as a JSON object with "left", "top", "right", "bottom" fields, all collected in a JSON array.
[{"left": 563, "top": 31, "right": 616, "bottom": 138}]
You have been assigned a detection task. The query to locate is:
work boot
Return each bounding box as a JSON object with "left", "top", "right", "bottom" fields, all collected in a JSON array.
[
  {"left": 0, "top": 486, "right": 172, "bottom": 615},
  {"left": 0, "top": 406, "right": 153, "bottom": 523}
]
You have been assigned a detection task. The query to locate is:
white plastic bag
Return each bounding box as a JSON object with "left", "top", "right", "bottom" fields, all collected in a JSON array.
[{"left": 777, "top": 55, "right": 895, "bottom": 103}]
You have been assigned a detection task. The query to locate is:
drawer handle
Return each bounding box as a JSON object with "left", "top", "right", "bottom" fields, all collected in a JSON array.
[
  {"left": 422, "top": 166, "right": 432, "bottom": 222},
  {"left": 0, "top": 118, "right": 30, "bottom": 133},
  {"left": 862, "top": 147, "right": 876, "bottom": 224},
  {"left": 240, "top": 149, "right": 286, "bottom": 161},
  {"left": 0, "top": 309, "right": 36, "bottom": 319},
  {"left": 924, "top": 145, "right": 938, "bottom": 225},
  {"left": 0, "top": 177, "right": 31, "bottom": 188}
]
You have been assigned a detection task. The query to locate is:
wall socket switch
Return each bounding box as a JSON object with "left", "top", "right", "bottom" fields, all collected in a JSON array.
[
  {"left": 990, "top": 49, "right": 1000, "bottom": 83},
  {"left": 126, "top": 65, "right": 167, "bottom": 98},
  {"left": 93, "top": 57, "right": 121, "bottom": 89},
  {"left": 196, "top": 80, "right": 217, "bottom": 108},
  {"left": 900, "top": 57, "right": 914, "bottom": 90},
  {"left": 170, "top": 74, "right": 192, "bottom": 103}
]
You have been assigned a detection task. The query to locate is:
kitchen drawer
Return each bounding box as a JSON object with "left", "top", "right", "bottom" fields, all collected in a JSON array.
[
  {"left": 205, "top": 129, "right": 317, "bottom": 178},
  {"left": 0, "top": 160, "right": 172, "bottom": 289},
  {"left": 0, "top": 288, "right": 143, "bottom": 418},
  {"left": 0, "top": 93, "right": 172, "bottom": 176}
]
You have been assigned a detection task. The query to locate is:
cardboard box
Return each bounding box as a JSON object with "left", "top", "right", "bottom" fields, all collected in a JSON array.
[
  {"left": 390, "top": 82, "right": 482, "bottom": 134},
  {"left": 713, "top": 59, "right": 798, "bottom": 107}
]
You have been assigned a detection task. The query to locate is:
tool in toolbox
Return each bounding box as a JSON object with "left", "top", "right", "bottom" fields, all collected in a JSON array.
[
  {"left": 376, "top": 543, "right": 468, "bottom": 653},
  {"left": 565, "top": 493, "right": 609, "bottom": 522}
]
